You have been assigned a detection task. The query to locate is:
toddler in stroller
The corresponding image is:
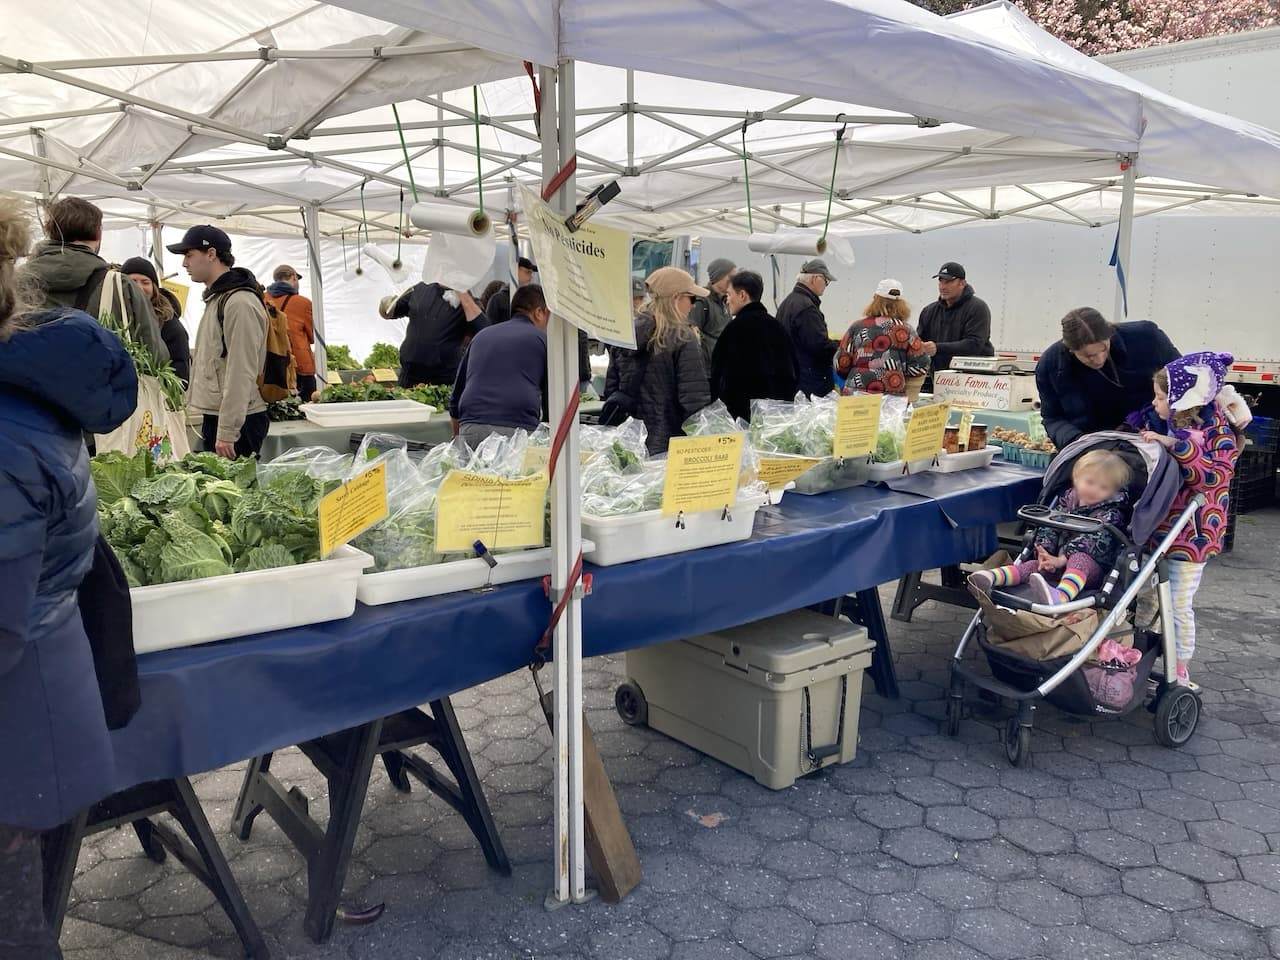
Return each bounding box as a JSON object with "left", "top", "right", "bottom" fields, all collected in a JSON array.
[
  {"left": 968, "top": 449, "right": 1131, "bottom": 606},
  {"left": 947, "top": 431, "right": 1205, "bottom": 766}
]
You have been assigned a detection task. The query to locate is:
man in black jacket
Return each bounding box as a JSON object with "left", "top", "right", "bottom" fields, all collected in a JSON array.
[
  {"left": 688, "top": 257, "right": 734, "bottom": 369},
  {"left": 776, "top": 258, "right": 838, "bottom": 397},
  {"left": 917, "top": 261, "right": 993, "bottom": 384},
  {"left": 382, "top": 282, "right": 478, "bottom": 387},
  {"left": 711, "top": 270, "right": 797, "bottom": 422}
]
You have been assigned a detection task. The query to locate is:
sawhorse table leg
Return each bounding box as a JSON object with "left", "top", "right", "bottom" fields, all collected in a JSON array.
[
  {"left": 232, "top": 697, "right": 508, "bottom": 944},
  {"left": 815, "top": 589, "right": 900, "bottom": 700},
  {"left": 891, "top": 565, "right": 977, "bottom": 624},
  {"left": 43, "top": 779, "right": 268, "bottom": 959}
]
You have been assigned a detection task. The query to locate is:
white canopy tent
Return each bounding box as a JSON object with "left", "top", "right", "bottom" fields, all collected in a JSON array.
[{"left": 6, "top": 0, "right": 1280, "bottom": 906}]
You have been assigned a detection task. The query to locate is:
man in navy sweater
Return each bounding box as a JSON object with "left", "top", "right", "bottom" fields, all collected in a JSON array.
[{"left": 449, "top": 284, "right": 549, "bottom": 447}]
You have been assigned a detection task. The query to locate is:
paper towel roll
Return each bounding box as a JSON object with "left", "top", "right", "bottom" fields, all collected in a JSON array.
[
  {"left": 363, "top": 243, "right": 412, "bottom": 285},
  {"left": 746, "top": 231, "right": 828, "bottom": 256},
  {"left": 422, "top": 229, "right": 494, "bottom": 292},
  {"left": 408, "top": 203, "right": 491, "bottom": 237}
]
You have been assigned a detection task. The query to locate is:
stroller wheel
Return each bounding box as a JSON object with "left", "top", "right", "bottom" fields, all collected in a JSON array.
[
  {"left": 945, "top": 694, "right": 963, "bottom": 737},
  {"left": 1004, "top": 717, "right": 1032, "bottom": 768},
  {"left": 1154, "top": 687, "right": 1200, "bottom": 748}
]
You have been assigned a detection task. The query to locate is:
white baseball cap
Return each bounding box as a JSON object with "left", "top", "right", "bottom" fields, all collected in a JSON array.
[{"left": 875, "top": 278, "right": 904, "bottom": 300}]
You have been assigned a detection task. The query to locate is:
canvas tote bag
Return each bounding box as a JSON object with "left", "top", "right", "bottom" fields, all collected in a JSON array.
[{"left": 92, "top": 269, "right": 191, "bottom": 463}]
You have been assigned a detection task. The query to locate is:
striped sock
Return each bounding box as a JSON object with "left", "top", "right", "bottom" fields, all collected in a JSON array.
[
  {"left": 989, "top": 565, "right": 1023, "bottom": 587},
  {"left": 1058, "top": 570, "right": 1087, "bottom": 601}
]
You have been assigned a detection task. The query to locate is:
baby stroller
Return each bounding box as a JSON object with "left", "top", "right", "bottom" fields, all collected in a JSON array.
[{"left": 947, "top": 431, "right": 1207, "bottom": 767}]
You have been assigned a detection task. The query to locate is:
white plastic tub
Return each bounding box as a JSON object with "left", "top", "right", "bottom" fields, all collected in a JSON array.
[
  {"left": 356, "top": 541, "right": 596, "bottom": 605},
  {"left": 867, "top": 456, "right": 937, "bottom": 481},
  {"left": 791, "top": 457, "right": 871, "bottom": 495},
  {"left": 130, "top": 545, "right": 373, "bottom": 654},
  {"left": 935, "top": 445, "right": 1001, "bottom": 473},
  {"left": 582, "top": 497, "right": 762, "bottom": 566},
  {"left": 300, "top": 400, "right": 433, "bottom": 427}
]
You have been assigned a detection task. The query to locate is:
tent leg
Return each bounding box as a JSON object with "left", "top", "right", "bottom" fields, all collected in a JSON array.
[
  {"left": 305, "top": 203, "right": 328, "bottom": 381},
  {"left": 1114, "top": 156, "right": 1136, "bottom": 321},
  {"left": 540, "top": 61, "right": 588, "bottom": 908}
]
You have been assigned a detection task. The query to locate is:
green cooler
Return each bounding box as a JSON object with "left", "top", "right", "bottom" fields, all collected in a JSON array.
[{"left": 617, "top": 612, "right": 875, "bottom": 790}]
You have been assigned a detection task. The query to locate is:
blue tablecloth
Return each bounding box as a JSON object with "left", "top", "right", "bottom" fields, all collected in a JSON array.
[{"left": 110, "top": 463, "right": 1043, "bottom": 792}]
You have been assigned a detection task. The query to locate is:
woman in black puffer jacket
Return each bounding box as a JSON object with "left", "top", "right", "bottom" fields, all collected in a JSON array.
[{"left": 604, "top": 267, "right": 711, "bottom": 455}]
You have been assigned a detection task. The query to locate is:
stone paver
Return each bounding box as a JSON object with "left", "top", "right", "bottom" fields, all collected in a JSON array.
[{"left": 59, "top": 514, "right": 1280, "bottom": 960}]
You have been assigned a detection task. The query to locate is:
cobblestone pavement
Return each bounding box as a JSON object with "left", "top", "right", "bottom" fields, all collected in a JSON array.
[{"left": 66, "top": 508, "right": 1280, "bottom": 959}]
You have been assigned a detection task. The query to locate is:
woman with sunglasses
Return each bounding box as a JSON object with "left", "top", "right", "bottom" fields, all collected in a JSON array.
[{"left": 603, "top": 266, "right": 711, "bottom": 455}]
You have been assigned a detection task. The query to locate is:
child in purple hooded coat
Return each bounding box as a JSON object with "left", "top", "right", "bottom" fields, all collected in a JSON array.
[{"left": 1127, "top": 351, "right": 1243, "bottom": 686}]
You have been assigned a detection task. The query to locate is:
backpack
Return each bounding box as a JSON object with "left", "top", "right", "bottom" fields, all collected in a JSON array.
[{"left": 217, "top": 287, "right": 296, "bottom": 402}]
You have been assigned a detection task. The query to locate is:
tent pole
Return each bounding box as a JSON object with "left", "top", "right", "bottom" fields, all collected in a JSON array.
[
  {"left": 149, "top": 207, "right": 164, "bottom": 273},
  {"left": 539, "top": 59, "right": 588, "bottom": 908},
  {"left": 1114, "top": 155, "right": 1136, "bottom": 320},
  {"left": 304, "top": 204, "right": 328, "bottom": 382}
]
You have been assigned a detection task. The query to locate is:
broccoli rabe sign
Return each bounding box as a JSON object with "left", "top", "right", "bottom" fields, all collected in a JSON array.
[
  {"left": 662, "top": 435, "right": 744, "bottom": 517},
  {"left": 833, "top": 394, "right": 883, "bottom": 459}
]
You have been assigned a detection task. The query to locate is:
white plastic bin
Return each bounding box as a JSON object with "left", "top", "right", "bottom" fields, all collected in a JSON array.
[
  {"left": 621, "top": 611, "right": 875, "bottom": 789},
  {"left": 582, "top": 496, "right": 762, "bottom": 566},
  {"left": 935, "top": 445, "right": 1000, "bottom": 473},
  {"left": 357, "top": 541, "right": 596, "bottom": 605},
  {"left": 791, "top": 457, "right": 871, "bottom": 495},
  {"left": 300, "top": 400, "right": 433, "bottom": 427},
  {"left": 130, "top": 546, "right": 373, "bottom": 654},
  {"left": 867, "top": 456, "right": 937, "bottom": 481}
]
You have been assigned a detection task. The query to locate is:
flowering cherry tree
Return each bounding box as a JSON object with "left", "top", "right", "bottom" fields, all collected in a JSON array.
[{"left": 915, "top": 0, "right": 1279, "bottom": 54}]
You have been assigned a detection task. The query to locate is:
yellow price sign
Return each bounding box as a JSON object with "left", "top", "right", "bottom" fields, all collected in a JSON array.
[
  {"left": 318, "top": 462, "right": 389, "bottom": 557},
  {"left": 661, "top": 434, "right": 744, "bottom": 517},
  {"left": 757, "top": 456, "right": 821, "bottom": 489},
  {"left": 161, "top": 279, "right": 190, "bottom": 314},
  {"left": 372, "top": 368, "right": 398, "bottom": 383},
  {"left": 436, "top": 470, "right": 549, "bottom": 553},
  {"left": 833, "top": 394, "right": 883, "bottom": 459},
  {"left": 902, "top": 402, "right": 951, "bottom": 463},
  {"left": 324, "top": 370, "right": 343, "bottom": 385}
]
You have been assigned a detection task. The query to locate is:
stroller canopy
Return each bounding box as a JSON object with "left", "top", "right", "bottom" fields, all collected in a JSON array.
[{"left": 1040, "top": 432, "right": 1184, "bottom": 547}]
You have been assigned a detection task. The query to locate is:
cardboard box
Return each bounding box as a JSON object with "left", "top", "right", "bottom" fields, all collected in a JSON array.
[{"left": 933, "top": 370, "right": 1039, "bottom": 411}]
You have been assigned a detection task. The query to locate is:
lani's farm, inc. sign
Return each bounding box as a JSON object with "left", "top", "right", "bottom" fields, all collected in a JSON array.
[{"left": 932, "top": 371, "right": 1039, "bottom": 411}]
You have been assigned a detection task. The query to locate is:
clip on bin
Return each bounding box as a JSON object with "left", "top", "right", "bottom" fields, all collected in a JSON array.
[{"left": 616, "top": 611, "right": 874, "bottom": 790}]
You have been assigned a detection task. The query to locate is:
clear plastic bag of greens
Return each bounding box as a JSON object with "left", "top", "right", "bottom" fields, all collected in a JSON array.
[
  {"left": 749, "top": 395, "right": 833, "bottom": 459},
  {"left": 350, "top": 467, "right": 445, "bottom": 573},
  {"left": 468, "top": 429, "right": 538, "bottom": 479},
  {"left": 582, "top": 459, "right": 666, "bottom": 517},
  {"left": 354, "top": 432, "right": 409, "bottom": 463},
  {"left": 580, "top": 418, "right": 648, "bottom": 474},
  {"left": 256, "top": 446, "right": 353, "bottom": 508},
  {"left": 419, "top": 438, "right": 473, "bottom": 485},
  {"left": 874, "top": 395, "right": 910, "bottom": 463},
  {"left": 681, "top": 401, "right": 743, "bottom": 437}
]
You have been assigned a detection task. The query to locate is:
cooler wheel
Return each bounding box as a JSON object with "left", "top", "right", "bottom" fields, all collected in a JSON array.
[{"left": 615, "top": 681, "right": 648, "bottom": 727}]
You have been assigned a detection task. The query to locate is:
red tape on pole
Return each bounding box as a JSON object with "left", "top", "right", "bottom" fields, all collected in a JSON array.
[{"left": 533, "top": 376, "right": 586, "bottom": 666}]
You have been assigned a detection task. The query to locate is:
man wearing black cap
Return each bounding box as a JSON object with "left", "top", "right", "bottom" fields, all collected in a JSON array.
[
  {"left": 688, "top": 257, "right": 735, "bottom": 369},
  {"left": 777, "top": 258, "right": 839, "bottom": 397},
  {"left": 917, "top": 262, "right": 993, "bottom": 384},
  {"left": 168, "top": 225, "right": 271, "bottom": 458},
  {"left": 517, "top": 257, "right": 538, "bottom": 287}
]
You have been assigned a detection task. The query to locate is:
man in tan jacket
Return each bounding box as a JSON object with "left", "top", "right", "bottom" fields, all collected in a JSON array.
[{"left": 169, "top": 226, "right": 269, "bottom": 458}]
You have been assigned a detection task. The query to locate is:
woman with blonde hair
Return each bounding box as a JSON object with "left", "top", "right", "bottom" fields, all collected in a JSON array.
[
  {"left": 833, "top": 278, "right": 930, "bottom": 400},
  {"left": 0, "top": 198, "right": 137, "bottom": 958},
  {"left": 602, "top": 266, "right": 710, "bottom": 454}
]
